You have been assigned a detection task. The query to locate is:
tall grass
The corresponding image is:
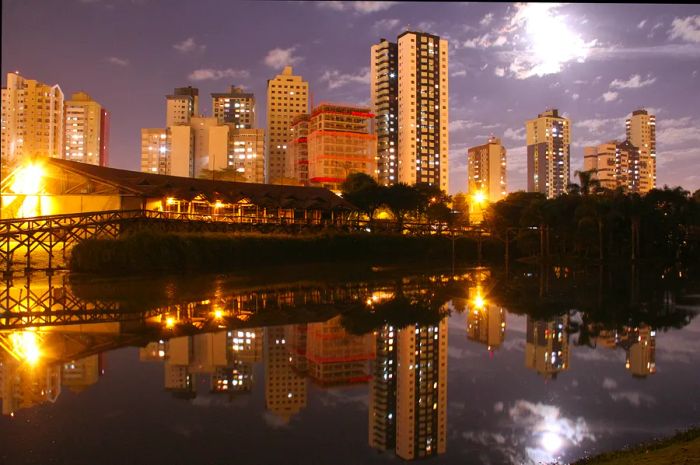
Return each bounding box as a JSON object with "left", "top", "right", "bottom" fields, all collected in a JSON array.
[{"left": 70, "top": 231, "right": 501, "bottom": 274}]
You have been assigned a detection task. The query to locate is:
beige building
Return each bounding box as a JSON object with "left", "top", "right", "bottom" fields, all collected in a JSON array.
[
  {"left": 64, "top": 92, "right": 109, "bottom": 166},
  {"left": 526, "top": 109, "right": 571, "bottom": 198},
  {"left": 140, "top": 128, "right": 169, "bottom": 174},
  {"left": 584, "top": 140, "right": 653, "bottom": 193},
  {"left": 395, "top": 320, "right": 448, "bottom": 460},
  {"left": 228, "top": 128, "right": 265, "bottom": 184},
  {"left": 1, "top": 72, "right": 64, "bottom": 170},
  {"left": 307, "top": 103, "right": 378, "bottom": 192},
  {"left": 286, "top": 114, "right": 310, "bottom": 185},
  {"left": 467, "top": 136, "right": 506, "bottom": 203},
  {"left": 266, "top": 66, "right": 309, "bottom": 184},
  {"left": 166, "top": 86, "right": 199, "bottom": 127},
  {"left": 369, "top": 324, "right": 398, "bottom": 452},
  {"left": 370, "top": 38, "right": 399, "bottom": 186},
  {"left": 397, "top": 31, "right": 449, "bottom": 192},
  {"left": 625, "top": 326, "right": 656, "bottom": 377},
  {"left": 212, "top": 85, "right": 255, "bottom": 128},
  {"left": 626, "top": 109, "right": 656, "bottom": 192}
]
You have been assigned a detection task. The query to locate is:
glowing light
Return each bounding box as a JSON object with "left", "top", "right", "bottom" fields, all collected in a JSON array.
[
  {"left": 10, "top": 163, "right": 44, "bottom": 195},
  {"left": 472, "top": 191, "right": 486, "bottom": 205},
  {"left": 214, "top": 200, "right": 223, "bottom": 209},
  {"left": 165, "top": 317, "right": 176, "bottom": 328},
  {"left": 213, "top": 309, "right": 224, "bottom": 319},
  {"left": 166, "top": 197, "right": 175, "bottom": 205},
  {"left": 473, "top": 294, "right": 486, "bottom": 309},
  {"left": 9, "top": 331, "right": 41, "bottom": 365},
  {"left": 541, "top": 431, "right": 563, "bottom": 453},
  {"left": 509, "top": 4, "right": 596, "bottom": 78}
]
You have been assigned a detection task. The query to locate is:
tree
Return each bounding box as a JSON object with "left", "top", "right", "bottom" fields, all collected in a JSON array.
[
  {"left": 340, "top": 173, "right": 384, "bottom": 224},
  {"left": 384, "top": 183, "right": 421, "bottom": 232}
]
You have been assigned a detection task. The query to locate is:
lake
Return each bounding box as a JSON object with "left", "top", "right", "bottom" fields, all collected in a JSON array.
[{"left": 1, "top": 263, "right": 698, "bottom": 465}]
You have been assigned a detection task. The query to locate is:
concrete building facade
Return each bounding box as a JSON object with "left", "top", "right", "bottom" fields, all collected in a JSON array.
[
  {"left": 467, "top": 136, "right": 507, "bottom": 203},
  {"left": 1, "top": 72, "right": 64, "bottom": 169},
  {"left": 396, "top": 32, "right": 449, "bottom": 193},
  {"left": 307, "top": 103, "right": 378, "bottom": 192},
  {"left": 166, "top": 86, "right": 199, "bottom": 127},
  {"left": 212, "top": 86, "right": 255, "bottom": 128},
  {"left": 370, "top": 39, "right": 399, "bottom": 186},
  {"left": 626, "top": 109, "right": 656, "bottom": 192},
  {"left": 64, "top": 91, "right": 109, "bottom": 166},
  {"left": 266, "top": 66, "right": 309, "bottom": 184},
  {"left": 286, "top": 114, "right": 310, "bottom": 185},
  {"left": 526, "top": 109, "right": 570, "bottom": 198}
]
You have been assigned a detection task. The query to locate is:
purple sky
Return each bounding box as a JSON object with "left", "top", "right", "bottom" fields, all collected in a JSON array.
[{"left": 2, "top": 1, "right": 700, "bottom": 194}]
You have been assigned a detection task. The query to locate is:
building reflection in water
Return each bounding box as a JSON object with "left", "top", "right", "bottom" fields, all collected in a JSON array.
[
  {"left": 369, "top": 318, "right": 448, "bottom": 460},
  {"left": 264, "top": 325, "right": 307, "bottom": 424},
  {"left": 466, "top": 286, "right": 505, "bottom": 353},
  {"left": 595, "top": 325, "right": 657, "bottom": 378},
  {"left": 525, "top": 316, "right": 570, "bottom": 380}
]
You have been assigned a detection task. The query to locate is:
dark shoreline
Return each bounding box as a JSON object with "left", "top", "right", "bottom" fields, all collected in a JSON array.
[{"left": 68, "top": 231, "right": 502, "bottom": 275}]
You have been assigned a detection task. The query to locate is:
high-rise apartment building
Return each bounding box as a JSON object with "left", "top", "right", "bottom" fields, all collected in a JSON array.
[
  {"left": 286, "top": 114, "right": 310, "bottom": 185},
  {"left": 467, "top": 136, "right": 507, "bottom": 202},
  {"left": 584, "top": 140, "right": 652, "bottom": 193},
  {"left": 266, "top": 66, "right": 309, "bottom": 184},
  {"left": 625, "top": 326, "right": 656, "bottom": 378},
  {"left": 394, "top": 31, "right": 449, "bottom": 192},
  {"left": 526, "top": 109, "right": 570, "bottom": 198},
  {"left": 166, "top": 86, "right": 199, "bottom": 126},
  {"left": 63, "top": 92, "right": 109, "bottom": 166},
  {"left": 370, "top": 39, "right": 399, "bottom": 186},
  {"left": 626, "top": 109, "right": 656, "bottom": 191},
  {"left": 1, "top": 72, "right": 64, "bottom": 169},
  {"left": 228, "top": 128, "right": 265, "bottom": 184},
  {"left": 141, "top": 85, "right": 264, "bottom": 183},
  {"left": 212, "top": 86, "right": 255, "bottom": 128},
  {"left": 141, "top": 128, "right": 169, "bottom": 174},
  {"left": 466, "top": 298, "right": 506, "bottom": 351},
  {"left": 307, "top": 103, "right": 378, "bottom": 191},
  {"left": 369, "top": 324, "right": 398, "bottom": 452}
]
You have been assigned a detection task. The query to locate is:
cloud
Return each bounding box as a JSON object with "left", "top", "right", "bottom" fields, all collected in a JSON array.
[
  {"left": 449, "top": 119, "right": 499, "bottom": 132},
  {"left": 503, "top": 127, "right": 525, "bottom": 141},
  {"left": 319, "top": 67, "right": 370, "bottom": 90},
  {"left": 372, "top": 18, "right": 400, "bottom": 31},
  {"left": 106, "top": 56, "right": 129, "bottom": 66},
  {"left": 317, "top": 1, "right": 397, "bottom": 14},
  {"left": 451, "top": 69, "right": 467, "bottom": 77},
  {"left": 610, "top": 74, "right": 656, "bottom": 89},
  {"left": 188, "top": 68, "right": 250, "bottom": 81},
  {"left": 480, "top": 12, "right": 494, "bottom": 27},
  {"left": 602, "top": 377, "right": 617, "bottom": 390},
  {"left": 610, "top": 391, "right": 656, "bottom": 407},
  {"left": 602, "top": 91, "right": 619, "bottom": 102},
  {"left": 637, "top": 19, "right": 647, "bottom": 29},
  {"left": 572, "top": 93, "right": 580, "bottom": 100},
  {"left": 656, "top": 117, "right": 700, "bottom": 146},
  {"left": 173, "top": 37, "right": 205, "bottom": 53},
  {"left": 264, "top": 47, "right": 303, "bottom": 69},
  {"left": 494, "top": 67, "right": 506, "bottom": 77},
  {"left": 575, "top": 116, "right": 625, "bottom": 133},
  {"left": 669, "top": 15, "right": 700, "bottom": 43}
]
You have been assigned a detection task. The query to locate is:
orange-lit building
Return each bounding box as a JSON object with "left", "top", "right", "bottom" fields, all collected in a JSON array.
[
  {"left": 524, "top": 316, "right": 570, "bottom": 379},
  {"left": 286, "top": 114, "right": 310, "bottom": 185},
  {"left": 307, "top": 103, "right": 378, "bottom": 192}
]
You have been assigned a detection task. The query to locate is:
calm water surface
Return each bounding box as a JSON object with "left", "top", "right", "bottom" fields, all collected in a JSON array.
[{"left": 1, "top": 264, "right": 699, "bottom": 465}]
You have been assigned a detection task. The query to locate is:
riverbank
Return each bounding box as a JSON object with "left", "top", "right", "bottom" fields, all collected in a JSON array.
[
  {"left": 69, "top": 231, "right": 501, "bottom": 274},
  {"left": 573, "top": 428, "right": 700, "bottom": 465}
]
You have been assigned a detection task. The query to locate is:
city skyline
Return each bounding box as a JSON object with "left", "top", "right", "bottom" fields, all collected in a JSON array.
[{"left": 2, "top": 1, "right": 700, "bottom": 194}]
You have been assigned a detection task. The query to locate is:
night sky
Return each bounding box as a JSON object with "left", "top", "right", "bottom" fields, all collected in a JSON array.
[{"left": 2, "top": 1, "right": 699, "bottom": 194}]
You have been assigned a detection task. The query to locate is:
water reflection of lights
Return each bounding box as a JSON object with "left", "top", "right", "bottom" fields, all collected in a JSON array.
[
  {"left": 5, "top": 331, "right": 42, "bottom": 365},
  {"left": 540, "top": 431, "right": 563, "bottom": 453}
]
